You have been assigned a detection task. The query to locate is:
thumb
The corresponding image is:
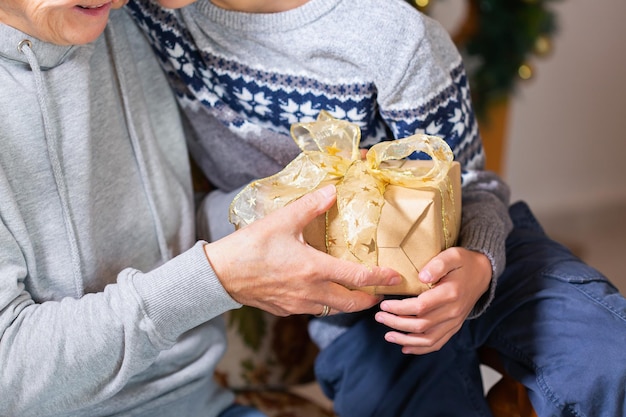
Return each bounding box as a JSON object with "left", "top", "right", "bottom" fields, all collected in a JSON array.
[
  {"left": 418, "top": 250, "right": 453, "bottom": 284},
  {"left": 282, "top": 185, "right": 337, "bottom": 230}
]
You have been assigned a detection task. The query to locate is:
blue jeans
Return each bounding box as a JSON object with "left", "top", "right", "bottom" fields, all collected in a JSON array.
[
  {"left": 218, "top": 404, "right": 267, "bottom": 417},
  {"left": 315, "top": 201, "right": 626, "bottom": 417}
]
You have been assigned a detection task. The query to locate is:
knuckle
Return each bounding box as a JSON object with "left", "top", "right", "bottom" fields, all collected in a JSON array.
[
  {"left": 447, "top": 287, "right": 461, "bottom": 302},
  {"left": 411, "top": 300, "right": 426, "bottom": 316},
  {"left": 340, "top": 298, "right": 359, "bottom": 313},
  {"left": 410, "top": 322, "right": 426, "bottom": 334},
  {"left": 350, "top": 268, "right": 369, "bottom": 287},
  {"left": 429, "top": 343, "right": 443, "bottom": 353},
  {"left": 447, "top": 246, "right": 463, "bottom": 260},
  {"left": 451, "top": 306, "right": 465, "bottom": 318},
  {"left": 296, "top": 191, "right": 322, "bottom": 215},
  {"left": 422, "top": 337, "right": 442, "bottom": 351},
  {"left": 409, "top": 327, "right": 423, "bottom": 335}
]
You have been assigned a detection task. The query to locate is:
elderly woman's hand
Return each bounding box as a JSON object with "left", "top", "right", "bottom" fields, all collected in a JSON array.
[{"left": 204, "top": 185, "right": 401, "bottom": 317}]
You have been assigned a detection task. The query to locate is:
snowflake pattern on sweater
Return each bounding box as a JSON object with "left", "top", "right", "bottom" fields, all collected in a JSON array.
[{"left": 126, "top": 0, "right": 484, "bottom": 181}]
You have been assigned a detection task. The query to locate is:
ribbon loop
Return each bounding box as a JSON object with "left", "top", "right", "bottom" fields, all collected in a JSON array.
[
  {"left": 366, "top": 135, "right": 454, "bottom": 188},
  {"left": 290, "top": 110, "right": 361, "bottom": 162}
]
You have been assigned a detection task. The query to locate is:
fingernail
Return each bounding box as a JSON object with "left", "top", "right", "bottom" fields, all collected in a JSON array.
[
  {"left": 389, "top": 274, "right": 402, "bottom": 285},
  {"left": 419, "top": 269, "right": 433, "bottom": 283},
  {"left": 318, "top": 184, "right": 336, "bottom": 198},
  {"left": 375, "top": 312, "right": 385, "bottom": 323}
]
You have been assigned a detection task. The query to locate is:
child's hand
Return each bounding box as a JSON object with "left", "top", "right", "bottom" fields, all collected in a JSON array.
[{"left": 374, "top": 247, "right": 492, "bottom": 355}]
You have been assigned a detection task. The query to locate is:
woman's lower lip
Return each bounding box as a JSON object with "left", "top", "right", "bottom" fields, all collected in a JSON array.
[{"left": 74, "top": 2, "right": 112, "bottom": 16}]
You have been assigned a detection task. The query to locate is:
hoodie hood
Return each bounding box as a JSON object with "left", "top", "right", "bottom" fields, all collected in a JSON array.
[{"left": 0, "top": 23, "right": 76, "bottom": 69}]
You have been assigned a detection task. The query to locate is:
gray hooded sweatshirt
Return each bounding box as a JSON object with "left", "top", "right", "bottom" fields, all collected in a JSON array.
[{"left": 0, "top": 9, "right": 239, "bottom": 417}]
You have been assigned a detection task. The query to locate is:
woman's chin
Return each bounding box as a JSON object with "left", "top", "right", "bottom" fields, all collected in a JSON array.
[{"left": 62, "top": 4, "right": 112, "bottom": 44}]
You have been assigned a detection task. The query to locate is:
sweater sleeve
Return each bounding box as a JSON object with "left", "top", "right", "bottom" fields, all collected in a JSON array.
[
  {"left": 0, "top": 233, "right": 240, "bottom": 416},
  {"left": 374, "top": 10, "right": 513, "bottom": 315}
]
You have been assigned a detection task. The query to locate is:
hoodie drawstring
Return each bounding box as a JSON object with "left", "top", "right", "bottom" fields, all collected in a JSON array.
[{"left": 19, "top": 40, "right": 85, "bottom": 298}]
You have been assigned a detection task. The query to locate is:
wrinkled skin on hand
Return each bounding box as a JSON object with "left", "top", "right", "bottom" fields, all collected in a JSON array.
[
  {"left": 375, "top": 246, "right": 492, "bottom": 355},
  {"left": 204, "top": 185, "right": 401, "bottom": 317}
]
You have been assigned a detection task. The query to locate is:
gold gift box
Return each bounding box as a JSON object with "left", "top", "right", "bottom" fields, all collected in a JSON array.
[
  {"left": 229, "top": 111, "right": 462, "bottom": 296},
  {"left": 303, "top": 160, "right": 461, "bottom": 295}
]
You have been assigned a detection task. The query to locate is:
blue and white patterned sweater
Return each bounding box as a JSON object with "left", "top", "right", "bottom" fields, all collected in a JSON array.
[{"left": 127, "top": 0, "right": 512, "bottom": 314}]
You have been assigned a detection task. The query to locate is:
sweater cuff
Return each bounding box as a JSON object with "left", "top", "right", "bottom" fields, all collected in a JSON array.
[
  {"left": 460, "top": 222, "right": 508, "bottom": 318},
  {"left": 130, "top": 241, "right": 241, "bottom": 342}
]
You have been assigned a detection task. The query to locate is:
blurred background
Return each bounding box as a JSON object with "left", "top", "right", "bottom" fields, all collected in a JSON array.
[
  {"left": 423, "top": 0, "right": 626, "bottom": 294},
  {"left": 506, "top": 0, "right": 626, "bottom": 294}
]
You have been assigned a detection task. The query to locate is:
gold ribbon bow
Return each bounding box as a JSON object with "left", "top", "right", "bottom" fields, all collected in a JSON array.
[{"left": 230, "top": 111, "right": 455, "bottom": 267}]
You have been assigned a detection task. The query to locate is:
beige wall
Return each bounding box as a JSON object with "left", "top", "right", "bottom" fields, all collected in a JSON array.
[{"left": 504, "top": 0, "right": 626, "bottom": 214}]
